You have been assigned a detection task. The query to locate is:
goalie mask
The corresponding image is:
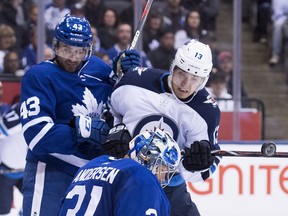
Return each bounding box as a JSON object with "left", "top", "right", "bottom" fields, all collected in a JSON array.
[
  {"left": 128, "top": 128, "right": 181, "bottom": 187},
  {"left": 52, "top": 14, "right": 93, "bottom": 61}
]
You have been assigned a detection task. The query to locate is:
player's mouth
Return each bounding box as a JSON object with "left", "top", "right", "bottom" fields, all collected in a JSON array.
[{"left": 178, "top": 87, "right": 188, "bottom": 94}]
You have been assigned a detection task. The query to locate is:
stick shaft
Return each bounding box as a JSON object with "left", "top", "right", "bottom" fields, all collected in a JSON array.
[
  {"left": 129, "top": 0, "right": 154, "bottom": 50},
  {"left": 212, "top": 150, "right": 288, "bottom": 158}
]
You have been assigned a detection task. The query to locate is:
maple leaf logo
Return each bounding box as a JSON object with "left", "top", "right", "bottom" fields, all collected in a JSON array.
[{"left": 71, "top": 87, "right": 103, "bottom": 118}]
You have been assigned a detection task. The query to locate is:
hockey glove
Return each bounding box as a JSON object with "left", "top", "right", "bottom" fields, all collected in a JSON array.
[
  {"left": 75, "top": 114, "right": 110, "bottom": 149},
  {"left": 102, "top": 123, "right": 132, "bottom": 158},
  {"left": 182, "top": 140, "right": 215, "bottom": 171},
  {"left": 112, "top": 49, "right": 140, "bottom": 75}
]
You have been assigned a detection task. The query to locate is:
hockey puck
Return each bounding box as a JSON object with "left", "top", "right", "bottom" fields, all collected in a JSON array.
[{"left": 261, "top": 142, "right": 276, "bottom": 157}]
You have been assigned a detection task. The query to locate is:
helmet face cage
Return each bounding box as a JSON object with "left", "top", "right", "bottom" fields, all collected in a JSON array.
[
  {"left": 52, "top": 14, "right": 93, "bottom": 61},
  {"left": 129, "top": 129, "right": 181, "bottom": 187}
]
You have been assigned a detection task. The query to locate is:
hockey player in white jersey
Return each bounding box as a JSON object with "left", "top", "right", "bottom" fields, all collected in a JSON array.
[
  {"left": 59, "top": 128, "right": 181, "bottom": 216},
  {"left": 20, "top": 14, "right": 140, "bottom": 216},
  {"left": 106, "top": 39, "right": 221, "bottom": 216},
  {"left": 0, "top": 102, "right": 27, "bottom": 215}
]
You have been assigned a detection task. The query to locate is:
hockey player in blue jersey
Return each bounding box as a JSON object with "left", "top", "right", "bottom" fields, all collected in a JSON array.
[
  {"left": 106, "top": 39, "right": 222, "bottom": 216},
  {"left": 58, "top": 128, "right": 181, "bottom": 216},
  {"left": 19, "top": 14, "right": 140, "bottom": 216}
]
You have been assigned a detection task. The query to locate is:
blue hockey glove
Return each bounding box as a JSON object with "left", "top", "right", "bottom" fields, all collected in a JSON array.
[
  {"left": 112, "top": 49, "right": 140, "bottom": 75},
  {"left": 75, "top": 114, "right": 110, "bottom": 149},
  {"left": 182, "top": 140, "right": 215, "bottom": 171},
  {"left": 102, "top": 123, "right": 132, "bottom": 158}
]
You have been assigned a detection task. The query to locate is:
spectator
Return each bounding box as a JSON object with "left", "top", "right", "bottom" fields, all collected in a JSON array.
[
  {"left": 206, "top": 71, "right": 234, "bottom": 111},
  {"left": 95, "top": 51, "right": 110, "bottom": 65},
  {"left": 21, "top": 27, "right": 37, "bottom": 71},
  {"left": 44, "top": 0, "right": 71, "bottom": 45},
  {"left": 174, "top": 9, "right": 208, "bottom": 49},
  {"left": 201, "top": 32, "right": 220, "bottom": 71},
  {"left": 91, "top": 25, "right": 107, "bottom": 54},
  {"left": 119, "top": 0, "right": 146, "bottom": 31},
  {"left": 84, "top": 0, "right": 107, "bottom": 28},
  {"left": 254, "top": 0, "right": 271, "bottom": 43},
  {"left": 0, "top": 0, "right": 26, "bottom": 48},
  {"left": 159, "top": 0, "right": 189, "bottom": 32},
  {"left": 268, "top": 0, "right": 288, "bottom": 65},
  {"left": 186, "top": 0, "right": 220, "bottom": 33},
  {"left": 21, "top": 3, "right": 38, "bottom": 48},
  {"left": 217, "top": 50, "right": 248, "bottom": 98},
  {"left": 142, "top": 9, "right": 166, "bottom": 53},
  {"left": 147, "top": 28, "right": 176, "bottom": 70},
  {"left": 21, "top": 27, "right": 52, "bottom": 71},
  {"left": 0, "top": 24, "right": 17, "bottom": 73},
  {"left": 98, "top": 8, "right": 119, "bottom": 50},
  {"left": 69, "top": 2, "right": 85, "bottom": 18},
  {"left": 3, "top": 51, "right": 24, "bottom": 77},
  {"left": 0, "top": 81, "right": 11, "bottom": 115},
  {"left": 43, "top": 46, "right": 54, "bottom": 60},
  {"left": 107, "top": 23, "right": 151, "bottom": 68}
]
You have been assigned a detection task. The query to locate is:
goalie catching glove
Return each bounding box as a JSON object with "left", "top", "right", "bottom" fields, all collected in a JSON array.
[
  {"left": 112, "top": 49, "right": 141, "bottom": 76},
  {"left": 74, "top": 114, "right": 110, "bottom": 149},
  {"left": 102, "top": 123, "right": 132, "bottom": 158},
  {"left": 182, "top": 140, "right": 215, "bottom": 171}
]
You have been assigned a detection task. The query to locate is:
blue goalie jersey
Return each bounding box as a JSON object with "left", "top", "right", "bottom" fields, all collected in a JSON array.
[
  {"left": 58, "top": 155, "right": 170, "bottom": 216},
  {"left": 20, "top": 56, "right": 114, "bottom": 176}
]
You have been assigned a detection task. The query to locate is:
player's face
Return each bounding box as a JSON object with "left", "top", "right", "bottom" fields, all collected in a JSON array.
[
  {"left": 55, "top": 43, "right": 88, "bottom": 72},
  {"left": 171, "top": 68, "right": 204, "bottom": 99},
  {"left": 155, "top": 164, "right": 169, "bottom": 184}
]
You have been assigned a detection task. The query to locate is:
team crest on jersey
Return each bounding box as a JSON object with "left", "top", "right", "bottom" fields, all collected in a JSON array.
[
  {"left": 71, "top": 87, "right": 103, "bottom": 118},
  {"left": 133, "top": 115, "right": 179, "bottom": 140},
  {"left": 132, "top": 67, "right": 148, "bottom": 76},
  {"left": 204, "top": 95, "right": 218, "bottom": 107}
]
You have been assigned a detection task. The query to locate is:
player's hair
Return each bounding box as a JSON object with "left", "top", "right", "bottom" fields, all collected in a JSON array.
[{"left": 128, "top": 128, "right": 181, "bottom": 187}]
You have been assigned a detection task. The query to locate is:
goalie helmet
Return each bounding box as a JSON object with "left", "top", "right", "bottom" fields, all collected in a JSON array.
[
  {"left": 128, "top": 128, "right": 181, "bottom": 187},
  {"left": 170, "top": 39, "right": 213, "bottom": 91},
  {"left": 52, "top": 14, "right": 93, "bottom": 60}
]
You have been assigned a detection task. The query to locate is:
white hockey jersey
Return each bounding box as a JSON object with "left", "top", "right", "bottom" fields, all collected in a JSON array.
[{"left": 110, "top": 67, "right": 221, "bottom": 182}]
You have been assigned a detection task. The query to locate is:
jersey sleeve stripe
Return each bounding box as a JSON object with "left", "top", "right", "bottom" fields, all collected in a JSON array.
[
  {"left": 22, "top": 116, "right": 54, "bottom": 133},
  {"left": 49, "top": 153, "right": 89, "bottom": 167},
  {"left": 29, "top": 123, "right": 53, "bottom": 150}
]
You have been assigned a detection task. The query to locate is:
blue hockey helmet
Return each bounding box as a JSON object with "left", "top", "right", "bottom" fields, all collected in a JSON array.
[
  {"left": 53, "top": 14, "right": 93, "bottom": 60},
  {"left": 128, "top": 128, "right": 181, "bottom": 187}
]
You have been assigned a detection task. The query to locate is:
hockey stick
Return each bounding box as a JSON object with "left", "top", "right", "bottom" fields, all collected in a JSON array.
[
  {"left": 212, "top": 142, "right": 288, "bottom": 158},
  {"left": 129, "top": 0, "right": 154, "bottom": 50},
  {"left": 116, "top": 0, "right": 154, "bottom": 78}
]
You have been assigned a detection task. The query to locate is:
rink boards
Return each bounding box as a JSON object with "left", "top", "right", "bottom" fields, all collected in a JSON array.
[{"left": 190, "top": 143, "right": 288, "bottom": 216}]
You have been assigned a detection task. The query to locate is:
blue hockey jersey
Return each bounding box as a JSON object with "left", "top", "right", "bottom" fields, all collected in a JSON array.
[
  {"left": 109, "top": 67, "right": 221, "bottom": 183},
  {"left": 20, "top": 56, "right": 114, "bottom": 176},
  {"left": 58, "top": 155, "right": 170, "bottom": 216}
]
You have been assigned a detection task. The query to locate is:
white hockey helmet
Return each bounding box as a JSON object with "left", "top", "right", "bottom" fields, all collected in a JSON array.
[
  {"left": 128, "top": 128, "right": 181, "bottom": 187},
  {"left": 170, "top": 39, "right": 213, "bottom": 91}
]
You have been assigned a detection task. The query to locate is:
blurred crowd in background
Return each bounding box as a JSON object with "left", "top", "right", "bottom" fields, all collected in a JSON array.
[{"left": 0, "top": 0, "right": 287, "bottom": 108}]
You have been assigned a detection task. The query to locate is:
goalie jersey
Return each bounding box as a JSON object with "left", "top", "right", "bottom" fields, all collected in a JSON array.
[
  {"left": 58, "top": 155, "right": 170, "bottom": 216},
  {"left": 20, "top": 56, "right": 114, "bottom": 176},
  {"left": 109, "top": 67, "right": 221, "bottom": 183}
]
